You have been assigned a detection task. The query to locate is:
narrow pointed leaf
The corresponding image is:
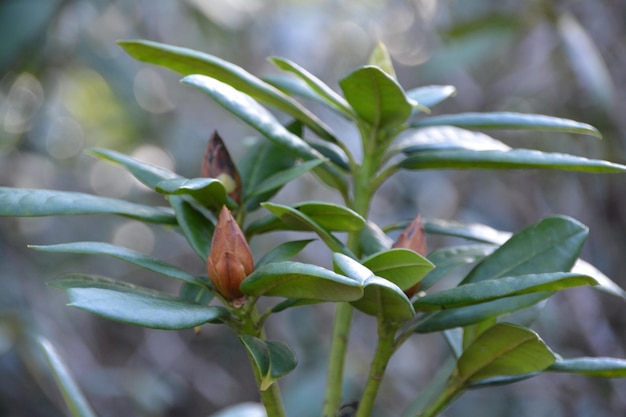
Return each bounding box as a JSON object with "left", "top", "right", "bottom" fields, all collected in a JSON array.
[
  {"left": 462, "top": 216, "right": 588, "bottom": 285},
  {"left": 455, "top": 323, "right": 556, "bottom": 385},
  {"left": 422, "top": 218, "right": 511, "bottom": 244},
  {"left": 270, "top": 57, "right": 353, "bottom": 117},
  {"left": 406, "top": 85, "right": 456, "bottom": 111},
  {"left": 240, "top": 261, "right": 363, "bottom": 301},
  {"left": 573, "top": 259, "right": 626, "bottom": 300},
  {"left": 421, "top": 244, "right": 497, "bottom": 291},
  {"left": 390, "top": 126, "right": 510, "bottom": 155},
  {"left": 398, "top": 148, "right": 626, "bottom": 172},
  {"left": 264, "top": 74, "right": 327, "bottom": 105},
  {"left": 411, "top": 112, "right": 601, "bottom": 138},
  {"left": 156, "top": 177, "right": 229, "bottom": 209},
  {"left": 169, "top": 196, "right": 214, "bottom": 259},
  {"left": 548, "top": 357, "right": 626, "bottom": 378},
  {"left": 37, "top": 337, "right": 99, "bottom": 417},
  {"left": 361, "top": 248, "right": 434, "bottom": 291},
  {"left": 414, "top": 272, "right": 596, "bottom": 312},
  {"left": 0, "top": 187, "right": 176, "bottom": 224},
  {"left": 339, "top": 66, "right": 412, "bottom": 130},
  {"left": 118, "top": 39, "right": 336, "bottom": 142},
  {"left": 30, "top": 242, "right": 201, "bottom": 285},
  {"left": 250, "top": 159, "right": 327, "bottom": 197},
  {"left": 368, "top": 42, "right": 396, "bottom": 79},
  {"left": 256, "top": 239, "right": 315, "bottom": 269}
]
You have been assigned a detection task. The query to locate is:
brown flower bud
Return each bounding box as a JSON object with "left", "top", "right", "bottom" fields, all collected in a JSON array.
[
  {"left": 202, "top": 131, "right": 242, "bottom": 204},
  {"left": 207, "top": 206, "right": 254, "bottom": 305},
  {"left": 393, "top": 214, "right": 426, "bottom": 297}
]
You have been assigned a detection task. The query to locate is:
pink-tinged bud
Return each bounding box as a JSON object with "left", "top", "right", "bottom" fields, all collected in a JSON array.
[
  {"left": 202, "top": 131, "right": 242, "bottom": 204},
  {"left": 393, "top": 214, "right": 427, "bottom": 298},
  {"left": 207, "top": 206, "right": 254, "bottom": 305}
]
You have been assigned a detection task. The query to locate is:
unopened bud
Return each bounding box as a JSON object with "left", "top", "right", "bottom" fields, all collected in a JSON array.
[
  {"left": 207, "top": 206, "right": 254, "bottom": 305},
  {"left": 393, "top": 214, "right": 426, "bottom": 297},
  {"left": 202, "top": 131, "right": 242, "bottom": 204}
]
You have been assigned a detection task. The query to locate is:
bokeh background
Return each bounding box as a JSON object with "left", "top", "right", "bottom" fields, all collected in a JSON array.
[{"left": 1, "top": 1, "right": 626, "bottom": 416}]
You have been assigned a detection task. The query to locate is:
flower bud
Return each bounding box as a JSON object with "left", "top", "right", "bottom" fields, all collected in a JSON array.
[
  {"left": 207, "top": 206, "right": 254, "bottom": 305},
  {"left": 393, "top": 214, "right": 426, "bottom": 297},
  {"left": 202, "top": 131, "right": 242, "bottom": 204}
]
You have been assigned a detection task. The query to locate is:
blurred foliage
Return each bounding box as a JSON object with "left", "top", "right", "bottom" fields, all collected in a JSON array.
[{"left": 1, "top": 1, "right": 625, "bottom": 416}]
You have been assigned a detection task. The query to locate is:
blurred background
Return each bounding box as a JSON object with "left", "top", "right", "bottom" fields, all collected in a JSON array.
[{"left": 1, "top": 1, "right": 626, "bottom": 416}]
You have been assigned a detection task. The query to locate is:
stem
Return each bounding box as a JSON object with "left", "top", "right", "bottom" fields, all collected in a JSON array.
[
  {"left": 408, "top": 383, "right": 461, "bottom": 417},
  {"left": 246, "top": 347, "right": 288, "bottom": 417},
  {"left": 354, "top": 320, "right": 397, "bottom": 417},
  {"left": 401, "top": 358, "right": 458, "bottom": 417}
]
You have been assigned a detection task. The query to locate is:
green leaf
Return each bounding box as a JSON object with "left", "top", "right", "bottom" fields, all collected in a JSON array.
[
  {"left": 256, "top": 240, "right": 315, "bottom": 269},
  {"left": 455, "top": 323, "right": 556, "bottom": 385},
  {"left": 239, "top": 335, "right": 298, "bottom": 391},
  {"left": 53, "top": 274, "right": 228, "bottom": 329},
  {"left": 239, "top": 139, "right": 297, "bottom": 211},
  {"left": 263, "top": 74, "right": 327, "bottom": 105},
  {"left": 169, "top": 196, "right": 214, "bottom": 259},
  {"left": 118, "top": 39, "right": 336, "bottom": 142},
  {"left": 462, "top": 216, "right": 588, "bottom": 285},
  {"left": 423, "top": 218, "right": 510, "bottom": 244},
  {"left": 421, "top": 244, "right": 497, "bottom": 291},
  {"left": 411, "top": 112, "right": 602, "bottom": 138},
  {"left": 361, "top": 248, "right": 435, "bottom": 291},
  {"left": 240, "top": 261, "right": 363, "bottom": 301},
  {"left": 310, "top": 141, "right": 351, "bottom": 171},
  {"left": 179, "top": 282, "right": 214, "bottom": 305},
  {"left": 390, "top": 126, "right": 510, "bottom": 155},
  {"left": 155, "top": 177, "right": 229, "bottom": 209},
  {"left": 406, "top": 85, "right": 456, "bottom": 111},
  {"left": 413, "top": 292, "right": 552, "bottom": 333},
  {"left": 572, "top": 259, "right": 626, "bottom": 300},
  {"left": 398, "top": 148, "right": 626, "bottom": 173},
  {"left": 30, "top": 242, "right": 201, "bottom": 285},
  {"left": 359, "top": 221, "right": 394, "bottom": 256},
  {"left": 208, "top": 403, "right": 266, "bottom": 417},
  {"left": 181, "top": 75, "right": 348, "bottom": 193},
  {"left": 269, "top": 57, "right": 353, "bottom": 117},
  {"left": 89, "top": 148, "right": 179, "bottom": 189},
  {"left": 0, "top": 187, "right": 176, "bottom": 225},
  {"left": 339, "top": 66, "right": 412, "bottom": 130},
  {"left": 367, "top": 42, "right": 397, "bottom": 79},
  {"left": 414, "top": 272, "right": 596, "bottom": 312},
  {"left": 249, "top": 159, "right": 327, "bottom": 197},
  {"left": 37, "top": 337, "right": 99, "bottom": 417},
  {"left": 548, "top": 357, "right": 626, "bottom": 378}
]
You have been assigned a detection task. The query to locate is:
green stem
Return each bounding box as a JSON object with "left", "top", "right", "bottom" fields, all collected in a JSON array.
[
  {"left": 354, "top": 321, "right": 398, "bottom": 417},
  {"left": 409, "top": 382, "right": 462, "bottom": 417}
]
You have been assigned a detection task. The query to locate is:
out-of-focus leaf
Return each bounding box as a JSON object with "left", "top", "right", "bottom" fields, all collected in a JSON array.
[
  {"left": 414, "top": 272, "right": 595, "bottom": 312},
  {"left": 422, "top": 219, "right": 510, "bottom": 244},
  {"left": 169, "top": 196, "right": 214, "bottom": 259},
  {"left": 118, "top": 39, "right": 336, "bottom": 142},
  {"left": 339, "top": 66, "right": 412, "bottom": 130},
  {"left": 270, "top": 57, "right": 353, "bottom": 117},
  {"left": 240, "top": 261, "right": 363, "bottom": 301},
  {"left": 361, "top": 248, "right": 434, "bottom": 291},
  {"left": 208, "top": 403, "right": 267, "bottom": 417},
  {"left": 156, "top": 177, "right": 229, "bottom": 209},
  {"left": 421, "top": 244, "right": 497, "bottom": 291},
  {"left": 368, "top": 42, "right": 397, "bottom": 79},
  {"left": 398, "top": 148, "right": 626, "bottom": 172},
  {"left": 37, "top": 337, "right": 99, "bottom": 417},
  {"left": 455, "top": 323, "right": 556, "bottom": 385},
  {"left": 548, "top": 357, "right": 626, "bottom": 378},
  {"left": 249, "top": 159, "right": 326, "bottom": 197},
  {"left": 462, "top": 216, "right": 588, "bottom": 284},
  {"left": 179, "top": 282, "right": 214, "bottom": 305},
  {"left": 30, "top": 242, "right": 201, "bottom": 285},
  {"left": 89, "top": 148, "right": 179, "bottom": 189},
  {"left": 406, "top": 85, "right": 456, "bottom": 112},
  {"left": 255, "top": 239, "right": 315, "bottom": 269},
  {"left": 411, "top": 112, "right": 601, "bottom": 138},
  {"left": 390, "top": 126, "right": 510, "bottom": 155},
  {"left": 572, "top": 259, "right": 626, "bottom": 300},
  {"left": 0, "top": 187, "right": 176, "bottom": 224},
  {"left": 239, "top": 335, "right": 297, "bottom": 391},
  {"left": 360, "top": 221, "right": 394, "bottom": 256},
  {"left": 310, "top": 141, "right": 351, "bottom": 171}
]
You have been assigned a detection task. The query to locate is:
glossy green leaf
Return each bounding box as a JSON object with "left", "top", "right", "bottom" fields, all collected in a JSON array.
[
  {"left": 368, "top": 42, "right": 396, "bottom": 79},
  {"left": 462, "top": 216, "right": 588, "bottom": 285},
  {"left": 548, "top": 357, "right": 626, "bottom": 378},
  {"left": 179, "top": 282, "right": 214, "bottom": 305},
  {"left": 309, "top": 141, "right": 351, "bottom": 171},
  {"left": 361, "top": 248, "right": 435, "bottom": 291},
  {"left": 572, "top": 259, "right": 626, "bottom": 300},
  {"left": 406, "top": 85, "right": 456, "bottom": 111},
  {"left": 339, "top": 66, "right": 412, "bottom": 130},
  {"left": 240, "top": 335, "right": 297, "bottom": 391},
  {"left": 256, "top": 240, "right": 315, "bottom": 269},
  {"left": 155, "top": 177, "right": 229, "bottom": 209},
  {"left": 270, "top": 298, "right": 320, "bottom": 313},
  {"left": 414, "top": 272, "right": 596, "bottom": 312},
  {"left": 390, "top": 126, "right": 510, "bottom": 155},
  {"left": 413, "top": 292, "right": 552, "bottom": 333},
  {"left": 37, "top": 337, "right": 99, "bottom": 417},
  {"left": 359, "top": 221, "right": 394, "bottom": 256},
  {"left": 332, "top": 252, "right": 373, "bottom": 284},
  {"left": 118, "top": 39, "right": 336, "bottom": 142},
  {"left": 182, "top": 75, "right": 348, "bottom": 193},
  {"left": 398, "top": 148, "right": 626, "bottom": 172},
  {"left": 240, "top": 261, "right": 363, "bottom": 301},
  {"left": 169, "top": 196, "right": 214, "bottom": 259},
  {"left": 264, "top": 74, "right": 326, "bottom": 104},
  {"left": 250, "top": 159, "right": 327, "bottom": 197},
  {"left": 411, "top": 112, "right": 601, "bottom": 138},
  {"left": 270, "top": 57, "right": 353, "bottom": 117},
  {"left": 351, "top": 275, "right": 415, "bottom": 321},
  {"left": 421, "top": 244, "right": 497, "bottom": 291},
  {"left": 30, "top": 242, "right": 201, "bottom": 285},
  {"left": 422, "top": 218, "right": 510, "bottom": 244},
  {"left": 0, "top": 187, "right": 176, "bottom": 225},
  {"left": 53, "top": 274, "right": 228, "bottom": 330},
  {"left": 89, "top": 148, "right": 179, "bottom": 189},
  {"left": 239, "top": 139, "right": 297, "bottom": 211},
  {"left": 455, "top": 323, "right": 556, "bottom": 385}
]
